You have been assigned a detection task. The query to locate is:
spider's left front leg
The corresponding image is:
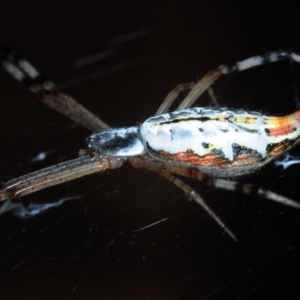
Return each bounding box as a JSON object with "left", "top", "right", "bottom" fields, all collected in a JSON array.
[{"left": 128, "top": 156, "right": 238, "bottom": 241}]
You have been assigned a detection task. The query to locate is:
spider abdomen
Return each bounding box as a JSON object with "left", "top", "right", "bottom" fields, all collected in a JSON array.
[{"left": 139, "top": 107, "right": 300, "bottom": 177}]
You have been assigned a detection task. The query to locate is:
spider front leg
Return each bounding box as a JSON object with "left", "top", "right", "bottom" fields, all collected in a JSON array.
[{"left": 0, "top": 155, "right": 125, "bottom": 201}]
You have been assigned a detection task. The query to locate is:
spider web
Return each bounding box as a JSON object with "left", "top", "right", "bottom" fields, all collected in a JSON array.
[{"left": 1, "top": 2, "right": 300, "bottom": 300}]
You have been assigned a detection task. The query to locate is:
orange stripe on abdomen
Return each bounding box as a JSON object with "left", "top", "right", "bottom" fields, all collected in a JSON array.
[
  {"left": 265, "top": 115, "right": 297, "bottom": 137},
  {"left": 159, "top": 152, "right": 262, "bottom": 168},
  {"left": 160, "top": 152, "right": 229, "bottom": 167}
]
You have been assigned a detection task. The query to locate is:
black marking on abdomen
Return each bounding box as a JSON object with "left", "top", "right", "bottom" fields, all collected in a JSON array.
[
  {"left": 231, "top": 143, "right": 263, "bottom": 160},
  {"left": 158, "top": 116, "right": 212, "bottom": 125},
  {"left": 266, "top": 138, "right": 296, "bottom": 156}
]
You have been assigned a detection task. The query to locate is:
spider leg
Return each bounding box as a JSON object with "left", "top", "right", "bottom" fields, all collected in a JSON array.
[
  {"left": 177, "top": 70, "right": 222, "bottom": 110},
  {"left": 207, "top": 86, "right": 220, "bottom": 106},
  {"left": 0, "top": 155, "right": 125, "bottom": 201},
  {"left": 166, "top": 166, "right": 300, "bottom": 210},
  {"left": 0, "top": 47, "right": 109, "bottom": 132},
  {"left": 129, "top": 157, "right": 238, "bottom": 241},
  {"left": 155, "top": 82, "right": 195, "bottom": 115},
  {"left": 177, "top": 50, "right": 300, "bottom": 110},
  {"left": 155, "top": 82, "right": 220, "bottom": 115}
]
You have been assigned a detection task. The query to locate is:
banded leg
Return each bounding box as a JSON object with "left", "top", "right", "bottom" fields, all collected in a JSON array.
[
  {"left": 129, "top": 157, "right": 237, "bottom": 241},
  {"left": 0, "top": 47, "right": 109, "bottom": 132},
  {"left": 166, "top": 166, "right": 300, "bottom": 210},
  {"left": 177, "top": 50, "right": 300, "bottom": 110}
]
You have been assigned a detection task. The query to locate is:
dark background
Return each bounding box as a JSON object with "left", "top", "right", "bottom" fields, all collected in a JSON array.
[{"left": 1, "top": 1, "right": 300, "bottom": 299}]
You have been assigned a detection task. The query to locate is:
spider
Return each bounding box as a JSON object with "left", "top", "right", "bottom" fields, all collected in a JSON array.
[{"left": 1, "top": 48, "right": 300, "bottom": 241}]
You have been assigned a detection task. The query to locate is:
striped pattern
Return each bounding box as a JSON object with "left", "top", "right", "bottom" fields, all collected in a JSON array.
[{"left": 219, "top": 50, "right": 300, "bottom": 74}]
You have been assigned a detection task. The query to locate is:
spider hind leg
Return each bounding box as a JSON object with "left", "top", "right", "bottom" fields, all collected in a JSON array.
[{"left": 167, "top": 166, "right": 300, "bottom": 210}]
